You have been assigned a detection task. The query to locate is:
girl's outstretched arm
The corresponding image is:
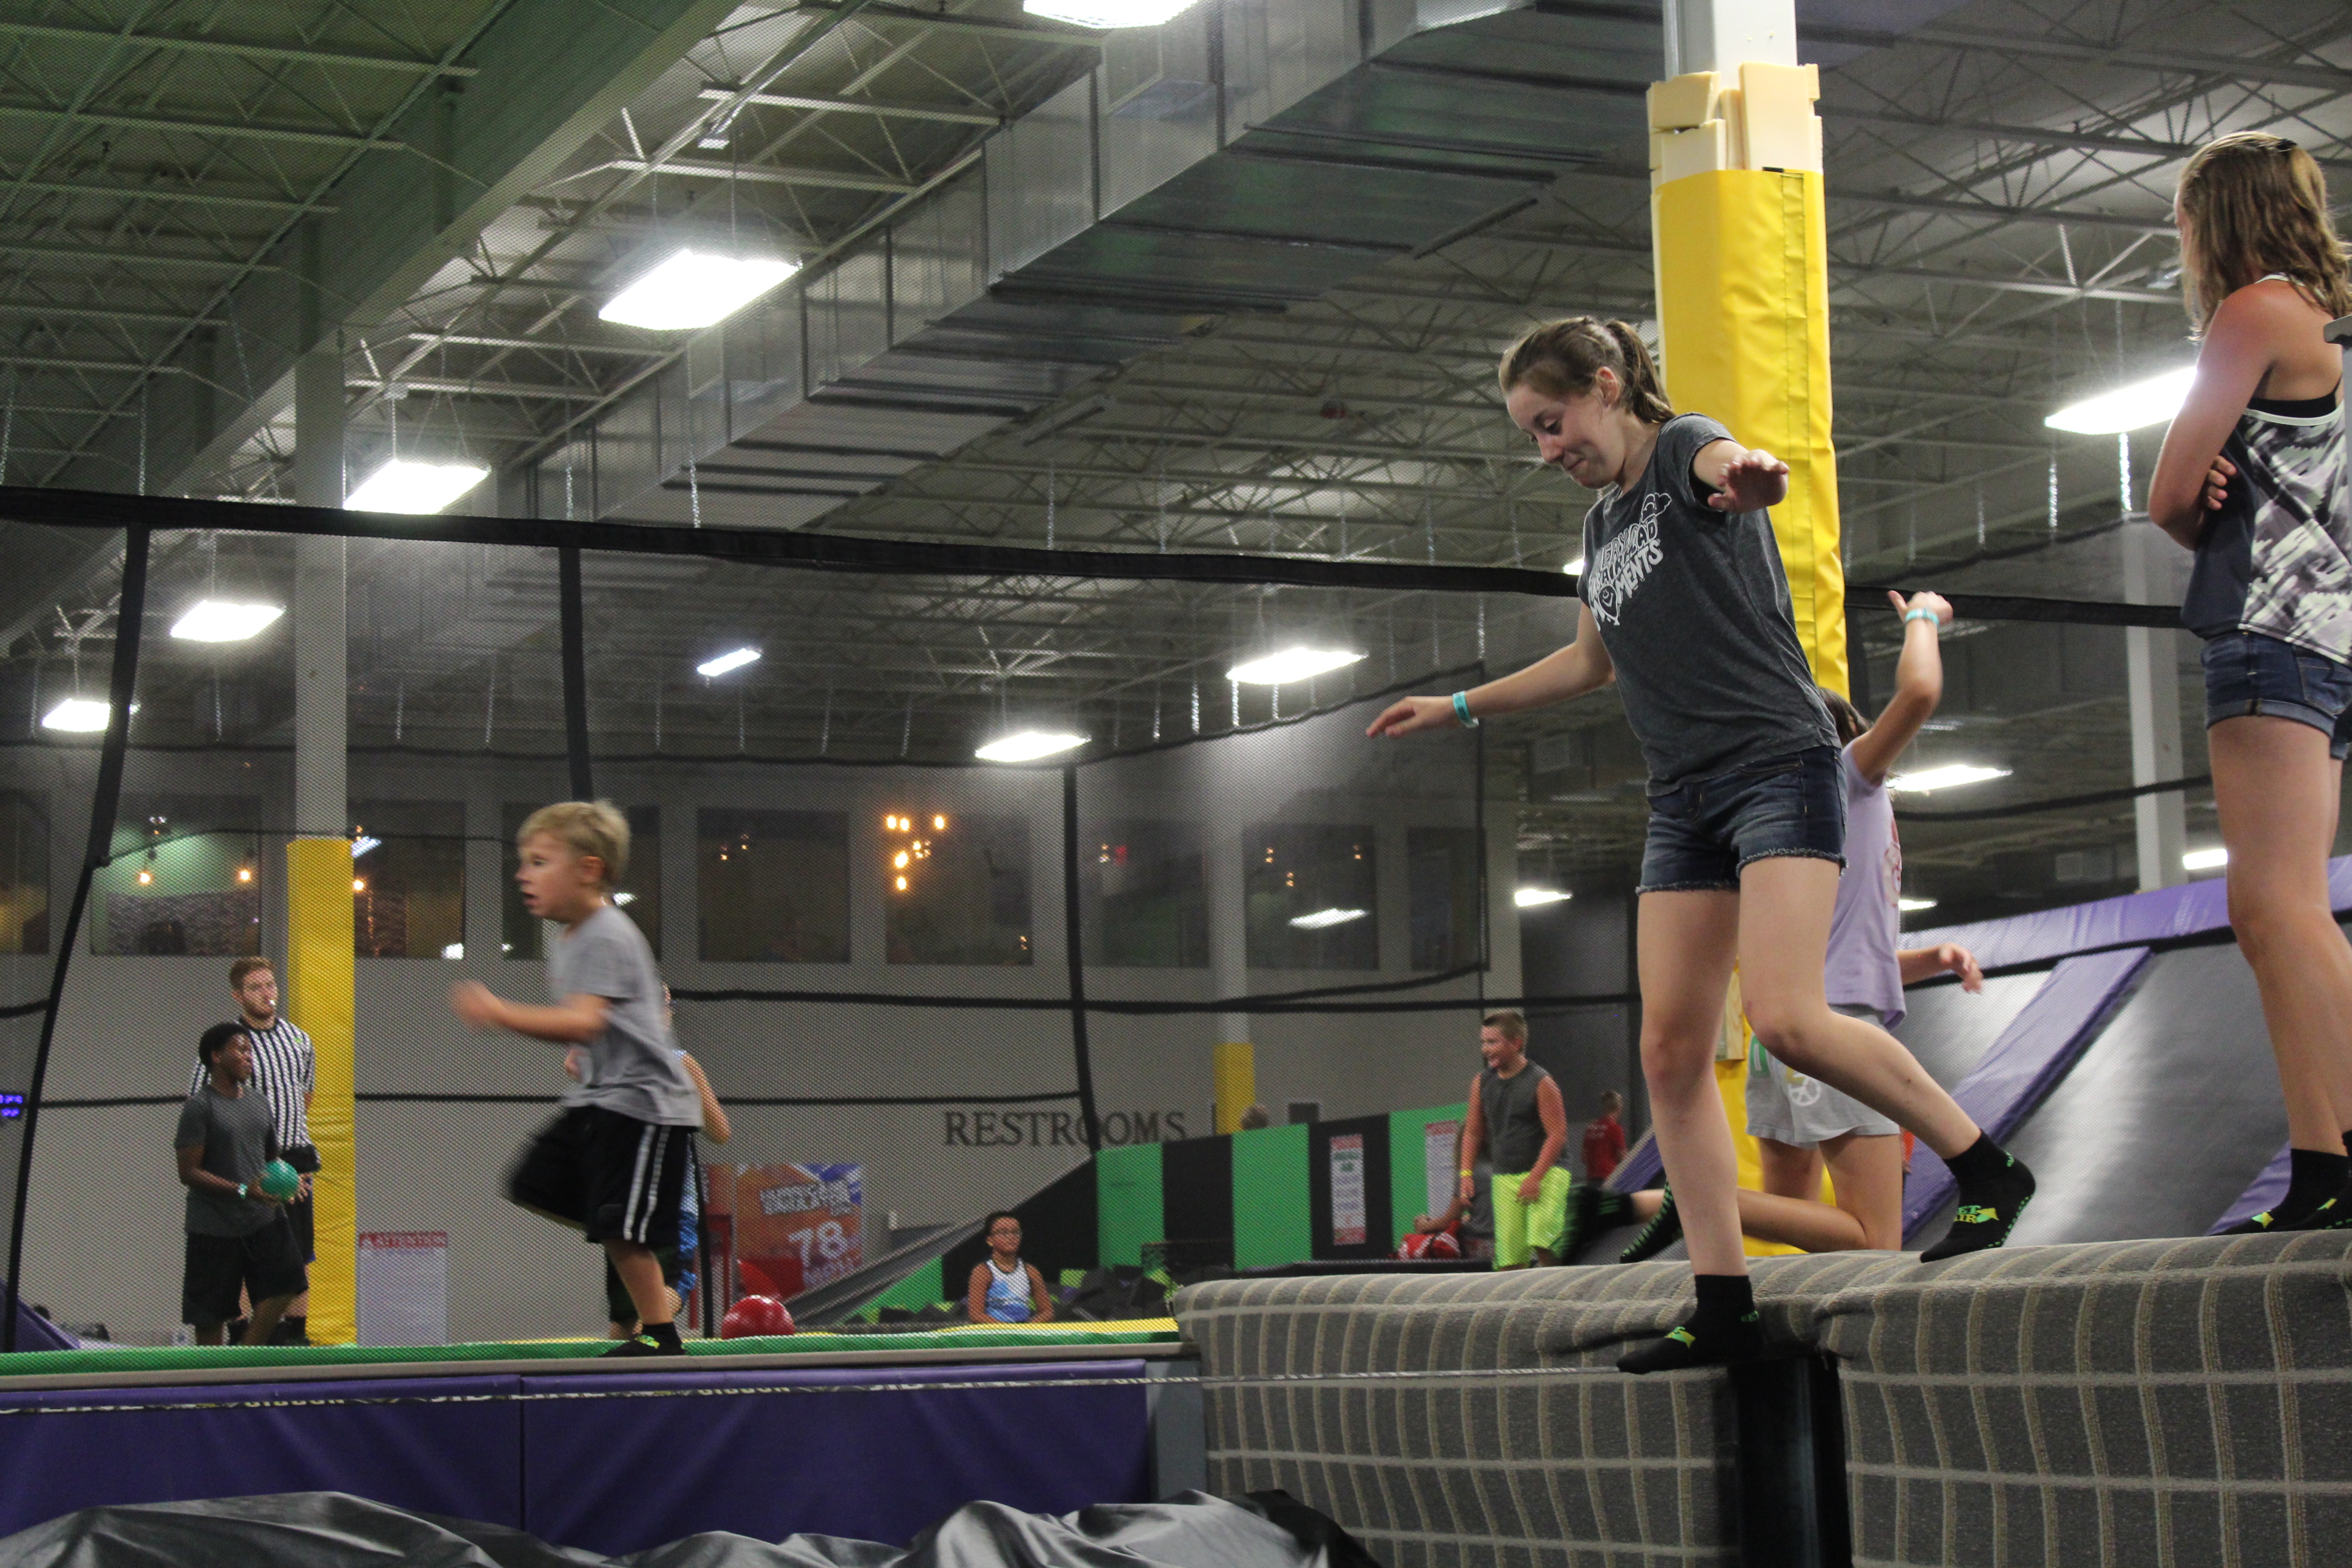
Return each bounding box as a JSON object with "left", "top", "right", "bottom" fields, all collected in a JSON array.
[
  {"left": 1367, "top": 603, "right": 1614, "bottom": 736},
  {"left": 1693, "top": 439, "right": 1791, "bottom": 512},
  {"left": 1850, "top": 591, "right": 1952, "bottom": 786}
]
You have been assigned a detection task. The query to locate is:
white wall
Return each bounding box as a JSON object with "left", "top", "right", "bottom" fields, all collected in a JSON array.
[{"left": 12, "top": 722, "right": 1500, "bottom": 1343}]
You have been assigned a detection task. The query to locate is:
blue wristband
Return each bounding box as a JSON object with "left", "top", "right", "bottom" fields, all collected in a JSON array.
[
  {"left": 1904, "top": 608, "right": 1940, "bottom": 629},
  {"left": 1452, "top": 691, "right": 1479, "bottom": 728}
]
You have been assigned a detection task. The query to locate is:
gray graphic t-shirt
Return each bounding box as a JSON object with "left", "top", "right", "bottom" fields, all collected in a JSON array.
[
  {"left": 174, "top": 1085, "right": 281, "bottom": 1237},
  {"left": 1579, "top": 414, "right": 1836, "bottom": 787},
  {"left": 548, "top": 905, "right": 701, "bottom": 1127}
]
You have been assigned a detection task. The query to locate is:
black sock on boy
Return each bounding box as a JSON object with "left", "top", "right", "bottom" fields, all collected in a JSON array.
[
  {"left": 1616, "top": 1273, "right": 1763, "bottom": 1375},
  {"left": 2279, "top": 1139, "right": 2352, "bottom": 1231}
]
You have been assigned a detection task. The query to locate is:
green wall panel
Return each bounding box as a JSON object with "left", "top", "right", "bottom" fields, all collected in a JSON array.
[
  {"left": 1232, "top": 1123, "right": 1311, "bottom": 1269},
  {"left": 1387, "top": 1102, "right": 1468, "bottom": 1247},
  {"left": 864, "top": 1256, "right": 944, "bottom": 1316},
  {"left": 1096, "top": 1142, "right": 1164, "bottom": 1268}
]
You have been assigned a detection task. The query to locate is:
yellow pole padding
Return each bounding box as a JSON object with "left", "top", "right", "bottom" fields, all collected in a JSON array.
[
  {"left": 1650, "top": 63, "right": 1847, "bottom": 695},
  {"left": 1212, "top": 1040, "right": 1255, "bottom": 1136},
  {"left": 286, "top": 837, "right": 355, "bottom": 1344}
]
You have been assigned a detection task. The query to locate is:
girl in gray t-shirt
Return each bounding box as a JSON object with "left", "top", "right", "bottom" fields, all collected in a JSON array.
[{"left": 1370, "top": 317, "right": 2035, "bottom": 1374}]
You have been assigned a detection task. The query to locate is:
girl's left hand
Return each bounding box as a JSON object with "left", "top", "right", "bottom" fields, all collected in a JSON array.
[
  {"left": 2202, "top": 453, "right": 2237, "bottom": 511},
  {"left": 1708, "top": 448, "right": 1792, "bottom": 512},
  {"left": 1936, "top": 944, "right": 1983, "bottom": 993}
]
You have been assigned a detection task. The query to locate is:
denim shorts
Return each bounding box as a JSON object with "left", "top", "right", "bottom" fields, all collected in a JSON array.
[
  {"left": 2201, "top": 631, "right": 2352, "bottom": 759},
  {"left": 1637, "top": 745, "right": 1847, "bottom": 895}
]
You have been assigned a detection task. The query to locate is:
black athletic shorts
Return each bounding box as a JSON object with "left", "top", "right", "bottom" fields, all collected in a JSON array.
[
  {"left": 287, "top": 1191, "right": 315, "bottom": 1262},
  {"left": 182, "top": 1216, "right": 307, "bottom": 1331},
  {"left": 505, "top": 1105, "right": 691, "bottom": 1248}
]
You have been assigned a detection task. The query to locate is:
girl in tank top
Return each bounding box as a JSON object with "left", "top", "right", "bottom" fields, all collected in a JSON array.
[
  {"left": 1369, "top": 320, "right": 2033, "bottom": 1374},
  {"left": 966, "top": 1210, "right": 1054, "bottom": 1324},
  {"left": 2150, "top": 132, "right": 2352, "bottom": 1232}
]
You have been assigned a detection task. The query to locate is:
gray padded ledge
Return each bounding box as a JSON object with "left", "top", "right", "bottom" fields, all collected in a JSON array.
[{"left": 1176, "top": 1234, "right": 2352, "bottom": 1568}]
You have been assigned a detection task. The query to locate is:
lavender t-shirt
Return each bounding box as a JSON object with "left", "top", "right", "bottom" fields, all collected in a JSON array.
[{"left": 1824, "top": 744, "right": 1905, "bottom": 1026}]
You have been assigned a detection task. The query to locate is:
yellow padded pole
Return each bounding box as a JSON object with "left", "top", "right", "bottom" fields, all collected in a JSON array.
[
  {"left": 1213, "top": 1041, "right": 1255, "bottom": 1136},
  {"left": 286, "top": 837, "right": 355, "bottom": 1344},
  {"left": 1651, "top": 63, "right": 1847, "bottom": 695}
]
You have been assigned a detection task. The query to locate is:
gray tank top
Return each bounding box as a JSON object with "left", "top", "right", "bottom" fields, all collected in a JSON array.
[{"left": 1479, "top": 1060, "right": 1553, "bottom": 1175}]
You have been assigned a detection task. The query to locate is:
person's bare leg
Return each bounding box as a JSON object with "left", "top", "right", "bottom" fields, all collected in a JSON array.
[
  {"left": 606, "top": 1240, "right": 673, "bottom": 1330},
  {"left": 1628, "top": 1189, "right": 1666, "bottom": 1221},
  {"left": 1818, "top": 1132, "right": 1906, "bottom": 1250},
  {"left": 1736, "top": 855, "right": 2029, "bottom": 1259},
  {"left": 1616, "top": 889, "right": 1768, "bottom": 1371},
  {"left": 1635, "top": 889, "right": 1745, "bottom": 1276},
  {"left": 241, "top": 1294, "right": 294, "bottom": 1346},
  {"left": 195, "top": 1324, "right": 226, "bottom": 1347},
  {"left": 1730, "top": 1189, "right": 1867, "bottom": 1252},
  {"left": 1754, "top": 1137, "right": 1823, "bottom": 1201},
  {"left": 2212, "top": 716, "right": 2352, "bottom": 1152},
  {"left": 1733, "top": 858, "right": 1980, "bottom": 1156}
]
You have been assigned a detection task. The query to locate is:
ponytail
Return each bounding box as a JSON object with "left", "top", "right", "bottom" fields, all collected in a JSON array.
[{"left": 1498, "top": 317, "right": 1674, "bottom": 424}]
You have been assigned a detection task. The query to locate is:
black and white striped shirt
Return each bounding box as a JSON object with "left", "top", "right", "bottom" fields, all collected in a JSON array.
[{"left": 189, "top": 1016, "right": 315, "bottom": 1153}]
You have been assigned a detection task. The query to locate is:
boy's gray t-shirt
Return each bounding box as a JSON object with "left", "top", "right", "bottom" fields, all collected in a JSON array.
[
  {"left": 174, "top": 1086, "right": 280, "bottom": 1237},
  {"left": 548, "top": 904, "right": 701, "bottom": 1127},
  {"left": 1579, "top": 412, "right": 1836, "bottom": 788}
]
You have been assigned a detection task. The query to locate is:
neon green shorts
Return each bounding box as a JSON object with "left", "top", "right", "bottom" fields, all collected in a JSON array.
[{"left": 1490, "top": 1166, "right": 1573, "bottom": 1267}]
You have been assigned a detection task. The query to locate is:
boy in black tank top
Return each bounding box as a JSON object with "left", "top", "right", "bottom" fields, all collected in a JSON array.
[{"left": 1455, "top": 1012, "right": 1614, "bottom": 1267}]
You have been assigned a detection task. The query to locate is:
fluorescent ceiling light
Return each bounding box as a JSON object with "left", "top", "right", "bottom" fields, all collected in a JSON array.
[
  {"left": 1897, "top": 897, "right": 1939, "bottom": 912},
  {"left": 347, "top": 458, "right": 489, "bottom": 515},
  {"left": 599, "top": 249, "right": 797, "bottom": 331},
  {"left": 170, "top": 600, "right": 282, "bottom": 642},
  {"left": 975, "top": 730, "right": 1088, "bottom": 762},
  {"left": 41, "top": 698, "right": 122, "bottom": 733},
  {"left": 1289, "top": 907, "right": 1367, "bottom": 930},
  {"left": 351, "top": 836, "right": 381, "bottom": 859},
  {"left": 697, "top": 647, "right": 760, "bottom": 678},
  {"left": 1227, "top": 647, "right": 1366, "bottom": 686},
  {"left": 2044, "top": 367, "right": 2195, "bottom": 434},
  {"left": 1515, "top": 887, "right": 1572, "bottom": 907},
  {"left": 1022, "top": 0, "right": 1203, "bottom": 27},
  {"left": 1886, "top": 763, "right": 2011, "bottom": 794},
  {"left": 1563, "top": 556, "right": 1585, "bottom": 575},
  {"left": 2183, "top": 847, "right": 2229, "bottom": 871}
]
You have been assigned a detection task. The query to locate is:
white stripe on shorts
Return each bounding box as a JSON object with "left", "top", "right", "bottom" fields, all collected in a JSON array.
[{"left": 624, "top": 1125, "right": 668, "bottom": 1242}]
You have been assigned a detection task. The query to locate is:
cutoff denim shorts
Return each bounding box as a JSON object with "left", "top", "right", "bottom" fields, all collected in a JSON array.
[
  {"left": 2201, "top": 630, "right": 2352, "bottom": 760},
  {"left": 1637, "top": 745, "right": 1847, "bottom": 895}
]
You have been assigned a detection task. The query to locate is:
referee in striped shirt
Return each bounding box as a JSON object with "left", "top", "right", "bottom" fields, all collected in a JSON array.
[{"left": 189, "top": 956, "right": 318, "bottom": 1343}]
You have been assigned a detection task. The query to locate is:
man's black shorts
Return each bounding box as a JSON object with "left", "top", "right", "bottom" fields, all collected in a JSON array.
[
  {"left": 286, "top": 1191, "right": 315, "bottom": 1262},
  {"left": 182, "top": 1217, "right": 307, "bottom": 1331},
  {"left": 505, "top": 1106, "right": 690, "bottom": 1248}
]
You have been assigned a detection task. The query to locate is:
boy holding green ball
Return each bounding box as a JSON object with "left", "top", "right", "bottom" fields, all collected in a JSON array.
[{"left": 175, "top": 1022, "right": 306, "bottom": 1346}]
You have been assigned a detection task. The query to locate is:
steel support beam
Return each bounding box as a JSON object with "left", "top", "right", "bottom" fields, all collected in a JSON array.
[
  {"left": 695, "top": 86, "right": 1001, "bottom": 125},
  {"left": 0, "top": 19, "right": 480, "bottom": 74}
]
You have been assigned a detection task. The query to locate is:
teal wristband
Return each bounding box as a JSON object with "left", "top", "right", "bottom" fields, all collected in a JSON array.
[
  {"left": 1904, "top": 608, "right": 1940, "bottom": 629},
  {"left": 1452, "top": 691, "right": 1479, "bottom": 728}
]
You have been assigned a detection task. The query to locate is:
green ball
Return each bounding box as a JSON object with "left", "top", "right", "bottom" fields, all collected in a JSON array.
[{"left": 259, "top": 1159, "right": 300, "bottom": 1201}]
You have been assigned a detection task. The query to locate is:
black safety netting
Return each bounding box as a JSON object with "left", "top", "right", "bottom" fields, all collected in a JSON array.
[
  {"left": 0, "top": 489, "right": 2247, "bottom": 1352},
  {"left": 0, "top": 516, "right": 1543, "bottom": 1349}
]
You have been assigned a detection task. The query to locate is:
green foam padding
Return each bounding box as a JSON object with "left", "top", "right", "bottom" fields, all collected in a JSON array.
[
  {"left": 1232, "top": 1123, "right": 1310, "bottom": 1269},
  {"left": 1389, "top": 1102, "right": 1468, "bottom": 1246},
  {"left": 1096, "top": 1141, "right": 1163, "bottom": 1268},
  {"left": 0, "top": 1325, "right": 1179, "bottom": 1379}
]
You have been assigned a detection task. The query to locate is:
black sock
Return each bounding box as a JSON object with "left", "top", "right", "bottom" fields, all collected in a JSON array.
[
  {"left": 1921, "top": 1134, "right": 2035, "bottom": 1262},
  {"left": 1616, "top": 1274, "right": 1763, "bottom": 1375},
  {"left": 644, "top": 1320, "right": 683, "bottom": 1349},
  {"left": 2229, "top": 1146, "right": 2350, "bottom": 1231},
  {"left": 2278, "top": 1146, "right": 2352, "bottom": 1231}
]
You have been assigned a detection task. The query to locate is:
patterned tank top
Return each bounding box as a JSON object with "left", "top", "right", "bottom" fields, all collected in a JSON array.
[{"left": 2180, "top": 279, "right": 2350, "bottom": 659}]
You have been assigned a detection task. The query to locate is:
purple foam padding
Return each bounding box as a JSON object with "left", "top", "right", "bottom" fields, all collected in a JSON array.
[
  {"left": 1902, "top": 946, "right": 2152, "bottom": 1242},
  {"left": 0, "top": 1374, "right": 525, "bottom": 1539},
  {"left": 1605, "top": 1129, "right": 1661, "bottom": 1194},
  {"left": 518, "top": 1357, "right": 1152, "bottom": 1554},
  {"left": 1902, "top": 856, "right": 2352, "bottom": 974},
  {"left": 5, "top": 1286, "right": 76, "bottom": 1352},
  {"left": 2210, "top": 1142, "right": 2293, "bottom": 1234}
]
